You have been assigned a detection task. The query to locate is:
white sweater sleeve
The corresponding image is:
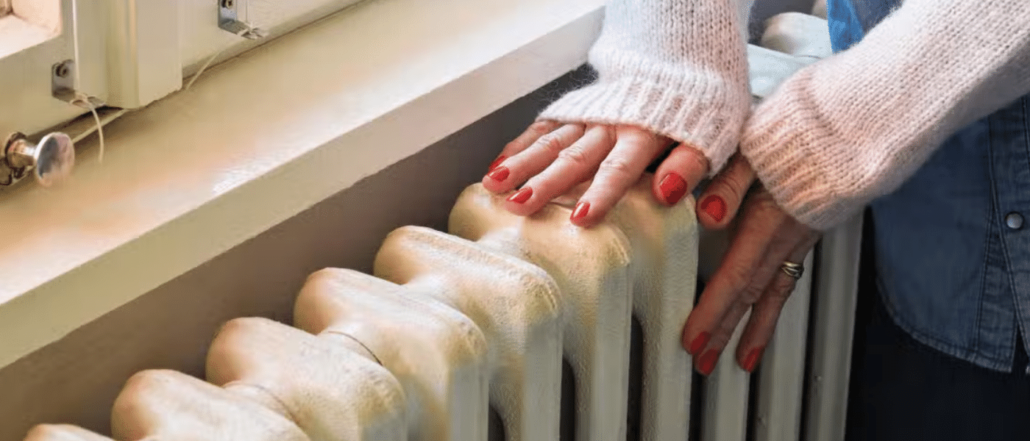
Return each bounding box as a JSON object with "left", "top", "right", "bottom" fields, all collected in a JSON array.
[
  {"left": 538, "top": 0, "right": 756, "bottom": 174},
  {"left": 741, "top": 0, "right": 1030, "bottom": 230}
]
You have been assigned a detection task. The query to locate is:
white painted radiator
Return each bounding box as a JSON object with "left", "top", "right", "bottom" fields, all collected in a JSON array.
[{"left": 22, "top": 8, "right": 862, "bottom": 441}]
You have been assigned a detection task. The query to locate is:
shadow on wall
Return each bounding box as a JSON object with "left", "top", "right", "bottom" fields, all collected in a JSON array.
[{"left": 0, "top": 66, "right": 594, "bottom": 440}]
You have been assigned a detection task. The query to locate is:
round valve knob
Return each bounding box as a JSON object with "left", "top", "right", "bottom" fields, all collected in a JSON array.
[{"left": 4, "top": 132, "right": 75, "bottom": 187}]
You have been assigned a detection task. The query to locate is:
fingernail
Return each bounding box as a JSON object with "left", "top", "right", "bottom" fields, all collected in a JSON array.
[
  {"left": 571, "top": 202, "right": 590, "bottom": 222},
  {"left": 699, "top": 350, "right": 719, "bottom": 376},
  {"left": 743, "top": 347, "right": 764, "bottom": 373},
  {"left": 487, "top": 166, "right": 510, "bottom": 182},
  {"left": 700, "top": 195, "right": 727, "bottom": 222},
  {"left": 488, "top": 155, "right": 506, "bottom": 171},
  {"left": 688, "top": 332, "right": 711, "bottom": 355},
  {"left": 659, "top": 173, "right": 688, "bottom": 205},
  {"left": 507, "top": 187, "right": 533, "bottom": 204}
]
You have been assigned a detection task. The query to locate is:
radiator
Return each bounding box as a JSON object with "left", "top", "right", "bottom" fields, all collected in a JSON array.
[{"left": 22, "top": 8, "right": 861, "bottom": 441}]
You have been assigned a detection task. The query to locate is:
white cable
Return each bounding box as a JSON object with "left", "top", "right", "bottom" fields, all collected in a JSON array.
[
  {"left": 71, "top": 0, "right": 82, "bottom": 80},
  {"left": 185, "top": 27, "right": 248, "bottom": 90},
  {"left": 71, "top": 93, "right": 105, "bottom": 163},
  {"left": 67, "top": 0, "right": 106, "bottom": 163}
]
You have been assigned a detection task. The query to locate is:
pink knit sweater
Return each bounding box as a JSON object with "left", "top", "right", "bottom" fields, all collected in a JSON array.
[{"left": 540, "top": 0, "right": 1030, "bottom": 230}]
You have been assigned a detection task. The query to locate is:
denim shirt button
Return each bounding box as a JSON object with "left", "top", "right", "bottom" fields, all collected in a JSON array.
[{"left": 1006, "top": 212, "right": 1024, "bottom": 230}]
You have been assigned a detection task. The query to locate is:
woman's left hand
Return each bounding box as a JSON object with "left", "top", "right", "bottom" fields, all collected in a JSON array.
[{"left": 684, "top": 155, "right": 821, "bottom": 375}]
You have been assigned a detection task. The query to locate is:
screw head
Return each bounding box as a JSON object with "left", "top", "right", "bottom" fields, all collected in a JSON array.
[{"left": 54, "top": 62, "right": 70, "bottom": 78}]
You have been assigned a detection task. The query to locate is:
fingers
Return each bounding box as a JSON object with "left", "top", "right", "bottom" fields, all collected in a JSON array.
[
  {"left": 682, "top": 190, "right": 808, "bottom": 376},
  {"left": 682, "top": 195, "right": 783, "bottom": 360},
  {"left": 697, "top": 154, "right": 757, "bottom": 229},
  {"left": 570, "top": 128, "right": 672, "bottom": 226},
  {"left": 503, "top": 125, "right": 617, "bottom": 216},
  {"left": 694, "top": 300, "right": 750, "bottom": 375},
  {"left": 482, "top": 123, "right": 585, "bottom": 194},
  {"left": 652, "top": 143, "right": 710, "bottom": 206},
  {"left": 490, "top": 122, "right": 722, "bottom": 229},
  {"left": 735, "top": 231, "right": 821, "bottom": 372},
  {"left": 490, "top": 120, "right": 562, "bottom": 170},
  {"left": 687, "top": 226, "right": 793, "bottom": 376}
]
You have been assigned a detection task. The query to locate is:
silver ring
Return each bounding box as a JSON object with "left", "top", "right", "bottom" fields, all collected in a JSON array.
[{"left": 781, "top": 261, "right": 804, "bottom": 280}]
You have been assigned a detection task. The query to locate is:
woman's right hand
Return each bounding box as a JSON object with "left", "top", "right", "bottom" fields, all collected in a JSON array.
[
  {"left": 483, "top": 120, "right": 713, "bottom": 226},
  {"left": 683, "top": 156, "right": 821, "bottom": 374}
]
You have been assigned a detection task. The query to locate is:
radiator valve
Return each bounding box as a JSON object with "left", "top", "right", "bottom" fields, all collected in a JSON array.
[{"left": 2, "top": 132, "right": 75, "bottom": 187}]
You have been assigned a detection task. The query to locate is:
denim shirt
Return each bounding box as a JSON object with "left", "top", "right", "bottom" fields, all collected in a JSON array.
[{"left": 827, "top": 0, "right": 1030, "bottom": 373}]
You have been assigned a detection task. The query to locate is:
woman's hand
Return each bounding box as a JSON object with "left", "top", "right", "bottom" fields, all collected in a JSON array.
[
  {"left": 483, "top": 121, "right": 711, "bottom": 226},
  {"left": 684, "top": 155, "right": 821, "bottom": 375}
]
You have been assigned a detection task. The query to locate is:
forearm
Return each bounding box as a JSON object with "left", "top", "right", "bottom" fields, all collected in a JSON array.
[{"left": 742, "top": 0, "right": 1030, "bottom": 230}]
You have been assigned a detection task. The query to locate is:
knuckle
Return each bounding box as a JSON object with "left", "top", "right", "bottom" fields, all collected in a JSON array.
[
  {"left": 598, "top": 125, "right": 617, "bottom": 143},
  {"left": 771, "top": 276, "right": 797, "bottom": 298},
  {"left": 607, "top": 126, "right": 620, "bottom": 143},
  {"left": 720, "top": 174, "right": 749, "bottom": 202},
  {"left": 530, "top": 120, "right": 558, "bottom": 136},
  {"left": 120, "top": 369, "right": 181, "bottom": 402},
  {"left": 598, "top": 157, "right": 637, "bottom": 179},
  {"left": 740, "top": 284, "right": 764, "bottom": 305},
  {"left": 536, "top": 133, "right": 566, "bottom": 156},
  {"left": 557, "top": 145, "right": 592, "bottom": 167},
  {"left": 685, "top": 148, "right": 710, "bottom": 172},
  {"left": 724, "top": 264, "right": 754, "bottom": 293}
]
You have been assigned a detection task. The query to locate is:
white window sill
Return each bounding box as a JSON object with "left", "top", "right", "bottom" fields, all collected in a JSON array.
[
  {"left": 0, "top": 0, "right": 606, "bottom": 368},
  {"left": 0, "top": 14, "right": 54, "bottom": 58}
]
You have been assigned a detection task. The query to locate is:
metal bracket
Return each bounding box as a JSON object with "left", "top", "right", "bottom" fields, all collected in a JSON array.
[
  {"left": 51, "top": 60, "right": 105, "bottom": 108},
  {"left": 218, "top": 0, "right": 267, "bottom": 40}
]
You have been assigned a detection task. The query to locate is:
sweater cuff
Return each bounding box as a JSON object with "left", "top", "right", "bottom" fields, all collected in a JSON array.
[
  {"left": 538, "top": 68, "right": 750, "bottom": 175},
  {"left": 739, "top": 70, "right": 860, "bottom": 230}
]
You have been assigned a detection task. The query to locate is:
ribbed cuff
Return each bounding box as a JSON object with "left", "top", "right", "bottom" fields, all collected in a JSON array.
[
  {"left": 740, "top": 69, "right": 861, "bottom": 230},
  {"left": 538, "top": 51, "right": 751, "bottom": 175}
]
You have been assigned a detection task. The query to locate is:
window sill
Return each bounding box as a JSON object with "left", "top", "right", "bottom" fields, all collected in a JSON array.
[
  {"left": 0, "top": 14, "right": 55, "bottom": 58},
  {"left": 0, "top": 0, "right": 606, "bottom": 368}
]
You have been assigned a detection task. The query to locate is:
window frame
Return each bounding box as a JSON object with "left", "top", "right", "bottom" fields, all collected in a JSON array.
[
  {"left": 0, "top": 0, "right": 106, "bottom": 142},
  {"left": 179, "top": 0, "right": 367, "bottom": 75},
  {"left": 0, "top": 0, "right": 381, "bottom": 164}
]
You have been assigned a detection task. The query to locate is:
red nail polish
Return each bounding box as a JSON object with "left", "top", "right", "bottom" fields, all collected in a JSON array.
[
  {"left": 700, "top": 195, "right": 727, "bottom": 222},
  {"left": 743, "top": 347, "right": 764, "bottom": 373},
  {"left": 571, "top": 202, "right": 590, "bottom": 221},
  {"left": 699, "top": 350, "right": 719, "bottom": 376},
  {"left": 487, "top": 166, "right": 510, "bottom": 182},
  {"left": 689, "top": 332, "right": 711, "bottom": 355},
  {"left": 507, "top": 187, "right": 533, "bottom": 204},
  {"left": 659, "top": 173, "right": 688, "bottom": 205},
  {"left": 489, "top": 155, "right": 506, "bottom": 171}
]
